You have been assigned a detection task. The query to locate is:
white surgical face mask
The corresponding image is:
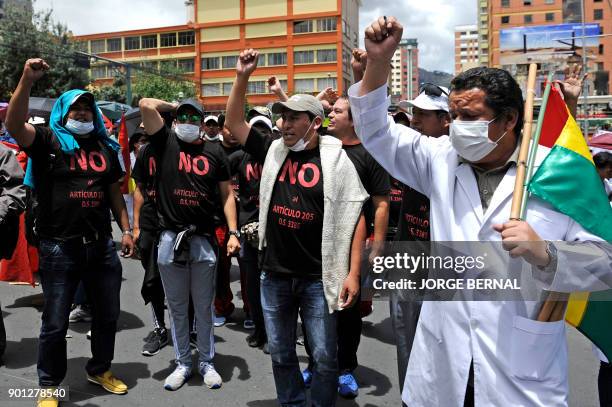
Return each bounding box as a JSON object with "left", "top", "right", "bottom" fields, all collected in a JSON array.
[
  {"left": 605, "top": 178, "right": 612, "bottom": 197},
  {"left": 449, "top": 116, "right": 507, "bottom": 162},
  {"left": 65, "top": 118, "right": 94, "bottom": 136},
  {"left": 287, "top": 119, "right": 316, "bottom": 152},
  {"left": 175, "top": 123, "right": 201, "bottom": 143}
]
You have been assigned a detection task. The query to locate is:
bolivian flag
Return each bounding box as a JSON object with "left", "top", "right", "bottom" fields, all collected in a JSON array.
[{"left": 528, "top": 86, "right": 612, "bottom": 361}]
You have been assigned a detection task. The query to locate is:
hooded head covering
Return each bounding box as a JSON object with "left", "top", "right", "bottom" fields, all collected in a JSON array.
[{"left": 49, "top": 89, "right": 120, "bottom": 153}]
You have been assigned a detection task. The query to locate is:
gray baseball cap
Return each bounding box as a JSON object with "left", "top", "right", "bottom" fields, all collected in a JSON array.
[{"left": 271, "top": 94, "right": 324, "bottom": 120}]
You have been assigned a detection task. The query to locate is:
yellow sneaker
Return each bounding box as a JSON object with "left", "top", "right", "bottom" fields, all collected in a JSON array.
[
  {"left": 87, "top": 371, "right": 128, "bottom": 395},
  {"left": 36, "top": 394, "right": 59, "bottom": 407}
]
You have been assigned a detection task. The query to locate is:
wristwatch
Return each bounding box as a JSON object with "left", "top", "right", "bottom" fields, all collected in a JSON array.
[
  {"left": 122, "top": 229, "right": 134, "bottom": 237},
  {"left": 537, "top": 240, "right": 557, "bottom": 272},
  {"left": 228, "top": 230, "right": 241, "bottom": 239}
]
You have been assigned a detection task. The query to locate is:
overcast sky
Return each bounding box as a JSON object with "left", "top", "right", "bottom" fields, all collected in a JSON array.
[{"left": 34, "top": 0, "right": 475, "bottom": 73}]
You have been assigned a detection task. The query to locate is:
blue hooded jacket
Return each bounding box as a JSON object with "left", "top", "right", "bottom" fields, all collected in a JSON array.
[{"left": 24, "top": 89, "right": 121, "bottom": 188}]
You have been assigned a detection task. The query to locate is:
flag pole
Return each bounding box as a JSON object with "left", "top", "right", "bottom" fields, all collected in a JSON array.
[
  {"left": 510, "top": 63, "right": 538, "bottom": 221},
  {"left": 519, "top": 71, "right": 556, "bottom": 217}
]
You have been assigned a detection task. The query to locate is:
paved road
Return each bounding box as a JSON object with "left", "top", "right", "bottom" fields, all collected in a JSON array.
[{"left": 0, "top": 237, "right": 602, "bottom": 406}]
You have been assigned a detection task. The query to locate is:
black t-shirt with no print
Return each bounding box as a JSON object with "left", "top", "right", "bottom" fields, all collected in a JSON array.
[
  {"left": 131, "top": 143, "right": 159, "bottom": 232},
  {"left": 244, "top": 126, "right": 324, "bottom": 279},
  {"left": 149, "top": 126, "right": 230, "bottom": 234},
  {"left": 25, "top": 126, "right": 123, "bottom": 240},
  {"left": 342, "top": 143, "right": 390, "bottom": 234}
]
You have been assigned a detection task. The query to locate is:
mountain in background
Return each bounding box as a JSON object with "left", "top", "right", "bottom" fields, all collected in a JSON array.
[{"left": 419, "top": 68, "right": 453, "bottom": 88}]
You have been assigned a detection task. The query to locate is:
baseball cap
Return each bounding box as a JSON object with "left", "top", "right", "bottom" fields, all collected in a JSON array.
[
  {"left": 204, "top": 115, "right": 219, "bottom": 125},
  {"left": 177, "top": 98, "right": 204, "bottom": 117},
  {"left": 249, "top": 115, "right": 273, "bottom": 131},
  {"left": 247, "top": 106, "right": 272, "bottom": 120},
  {"left": 70, "top": 92, "right": 94, "bottom": 106},
  {"left": 271, "top": 94, "right": 324, "bottom": 120},
  {"left": 399, "top": 83, "right": 450, "bottom": 113}
]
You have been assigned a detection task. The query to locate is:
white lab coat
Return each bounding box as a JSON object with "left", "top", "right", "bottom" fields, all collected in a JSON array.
[{"left": 348, "top": 83, "right": 612, "bottom": 407}]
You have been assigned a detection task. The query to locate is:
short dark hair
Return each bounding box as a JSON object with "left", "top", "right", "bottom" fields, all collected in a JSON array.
[
  {"left": 451, "top": 67, "right": 524, "bottom": 136},
  {"left": 594, "top": 151, "right": 612, "bottom": 170}
]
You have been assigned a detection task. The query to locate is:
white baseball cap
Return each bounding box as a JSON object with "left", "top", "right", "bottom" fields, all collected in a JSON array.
[
  {"left": 249, "top": 116, "right": 273, "bottom": 131},
  {"left": 204, "top": 115, "right": 219, "bottom": 124},
  {"left": 399, "top": 84, "right": 450, "bottom": 113}
]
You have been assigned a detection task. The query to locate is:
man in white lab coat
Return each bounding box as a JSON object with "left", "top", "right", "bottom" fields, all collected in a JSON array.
[{"left": 348, "top": 16, "right": 612, "bottom": 407}]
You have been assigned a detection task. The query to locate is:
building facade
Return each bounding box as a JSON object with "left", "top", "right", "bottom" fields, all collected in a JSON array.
[
  {"left": 390, "top": 38, "right": 419, "bottom": 101},
  {"left": 478, "top": 0, "right": 490, "bottom": 66},
  {"left": 75, "top": 0, "right": 360, "bottom": 110},
  {"left": 487, "top": 0, "right": 610, "bottom": 97},
  {"left": 455, "top": 24, "right": 479, "bottom": 74}
]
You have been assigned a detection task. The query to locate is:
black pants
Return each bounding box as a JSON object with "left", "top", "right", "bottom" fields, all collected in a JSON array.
[
  {"left": 600, "top": 361, "right": 612, "bottom": 407},
  {"left": 37, "top": 237, "right": 122, "bottom": 386},
  {"left": 304, "top": 294, "right": 362, "bottom": 372},
  {"left": 0, "top": 302, "right": 6, "bottom": 362},
  {"left": 238, "top": 240, "right": 266, "bottom": 338},
  {"left": 139, "top": 230, "right": 165, "bottom": 329}
]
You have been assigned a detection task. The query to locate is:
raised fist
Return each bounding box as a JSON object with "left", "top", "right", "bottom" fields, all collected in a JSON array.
[
  {"left": 23, "top": 58, "right": 49, "bottom": 83},
  {"left": 237, "top": 49, "right": 259, "bottom": 78},
  {"left": 364, "top": 16, "right": 403, "bottom": 63}
]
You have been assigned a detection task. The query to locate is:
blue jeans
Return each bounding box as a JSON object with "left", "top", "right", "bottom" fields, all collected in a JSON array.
[
  {"left": 37, "top": 237, "right": 122, "bottom": 386},
  {"left": 261, "top": 272, "right": 338, "bottom": 407}
]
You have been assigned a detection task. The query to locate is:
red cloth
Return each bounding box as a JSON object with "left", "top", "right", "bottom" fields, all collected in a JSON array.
[
  {"left": 117, "top": 114, "right": 131, "bottom": 194},
  {"left": 0, "top": 214, "right": 38, "bottom": 285},
  {"left": 214, "top": 225, "right": 235, "bottom": 317},
  {"left": 0, "top": 141, "right": 39, "bottom": 285}
]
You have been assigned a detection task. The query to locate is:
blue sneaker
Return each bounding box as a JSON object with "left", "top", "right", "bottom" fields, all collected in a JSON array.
[
  {"left": 338, "top": 372, "right": 358, "bottom": 399},
  {"left": 301, "top": 368, "right": 312, "bottom": 388}
]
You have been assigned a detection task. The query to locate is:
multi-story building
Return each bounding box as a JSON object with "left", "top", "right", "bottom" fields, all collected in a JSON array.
[
  {"left": 487, "top": 0, "right": 611, "bottom": 97},
  {"left": 477, "top": 0, "right": 490, "bottom": 66},
  {"left": 75, "top": 0, "right": 361, "bottom": 111},
  {"left": 390, "top": 38, "right": 419, "bottom": 101},
  {"left": 455, "top": 24, "right": 479, "bottom": 74}
]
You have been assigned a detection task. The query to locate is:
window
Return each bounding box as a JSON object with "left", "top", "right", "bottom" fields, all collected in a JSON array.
[
  {"left": 594, "top": 9, "right": 603, "bottom": 20},
  {"left": 222, "top": 83, "right": 233, "bottom": 95},
  {"left": 599, "top": 44, "right": 604, "bottom": 55},
  {"left": 317, "top": 49, "right": 336, "bottom": 63},
  {"left": 177, "top": 58, "right": 194, "bottom": 72},
  {"left": 160, "top": 60, "right": 177, "bottom": 71},
  {"left": 247, "top": 81, "right": 266, "bottom": 94},
  {"left": 202, "top": 84, "right": 221, "bottom": 96},
  {"left": 317, "top": 77, "right": 337, "bottom": 90},
  {"left": 280, "top": 80, "right": 288, "bottom": 90},
  {"left": 545, "top": 12, "right": 554, "bottom": 22},
  {"left": 597, "top": 62, "right": 604, "bottom": 71},
  {"left": 91, "top": 65, "right": 107, "bottom": 79},
  {"left": 317, "top": 17, "right": 337, "bottom": 32},
  {"left": 139, "top": 61, "right": 157, "bottom": 70},
  {"left": 90, "top": 40, "right": 105, "bottom": 53},
  {"left": 178, "top": 31, "right": 195, "bottom": 45},
  {"left": 202, "top": 57, "right": 220, "bottom": 70},
  {"left": 258, "top": 55, "right": 267, "bottom": 67},
  {"left": 523, "top": 0, "right": 531, "bottom": 5},
  {"left": 141, "top": 35, "right": 157, "bottom": 49},
  {"left": 294, "top": 79, "right": 315, "bottom": 92},
  {"left": 268, "top": 52, "right": 287, "bottom": 66},
  {"left": 222, "top": 55, "right": 238, "bottom": 69},
  {"left": 294, "top": 50, "right": 314, "bottom": 64},
  {"left": 501, "top": 0, "right": 509, "bottom": 7},
  {"left": 524, "top": 14, "right": 532, "bottom": 23},
  {"left": 501, "top": 16, "right": 510, "bottom": 24},
  {"left": 293, "top": 20, "right": 314, "bottom": 34},
  {"left": 545, "top": 0, "right": 554, "bottom": 3},
  {"left": 107, "top": 38, "right": 121, "bottom": 52},
  {"left": 124, "top": 36, "right": 140, "bottom": 50},
  {"left": 160, "top": 33, "right": 177, "bottom": 47}
]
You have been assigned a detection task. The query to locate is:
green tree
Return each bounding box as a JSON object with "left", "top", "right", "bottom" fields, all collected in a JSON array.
[
  {"left": 89, "top": 77, "right": 127, "bottom": 104},
  {"left": 132, "top": 66, "right": 196, "bottom": 104},
  {"left": 0, "top": 3, "right": 89, "bottom": 100}
]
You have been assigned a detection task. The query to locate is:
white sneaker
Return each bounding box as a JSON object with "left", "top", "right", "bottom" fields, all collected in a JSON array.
[
  {"left": 69, "top": 305, "right": 92, "bottom": 323},
  {"left": 164, "top": 365, "right": 192, "bottom": 391},
  {"left": 200, "top": 362, "right": 222, "bottom": 389}
]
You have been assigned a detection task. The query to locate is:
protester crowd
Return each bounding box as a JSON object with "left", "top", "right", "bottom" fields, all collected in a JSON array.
[{"left": 0, "top": 15, "right": 611, "bottom": 407}]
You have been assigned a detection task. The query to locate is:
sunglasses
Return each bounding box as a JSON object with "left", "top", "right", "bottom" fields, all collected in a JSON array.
[
  {"left": 419, "top": 83, "right": 449, "bottom": 98},
  {"left": 177, "top": 114, "right": 202, "bottom": 123}
]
